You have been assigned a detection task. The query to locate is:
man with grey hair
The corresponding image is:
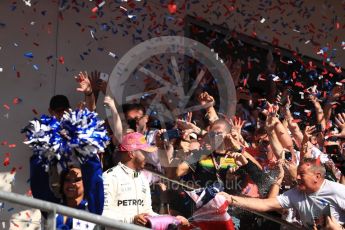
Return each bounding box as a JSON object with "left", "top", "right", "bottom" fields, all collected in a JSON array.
[{"left": 220, "top": 158, "right": 345, "bottom": 229}]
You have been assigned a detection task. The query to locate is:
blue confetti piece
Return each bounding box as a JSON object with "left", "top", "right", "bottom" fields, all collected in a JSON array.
[
  {"left": 24, "top": 52, "right": 34, "bottom": 58},
  {"left": 8, "top": 208, "right": 14, "bottom": 212}
]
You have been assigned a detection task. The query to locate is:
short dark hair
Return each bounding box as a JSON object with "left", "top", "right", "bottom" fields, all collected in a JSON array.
[
  {"left": 122, "top": 103, "right": 145, "bottom": 115},
  {"left": 49, "top": 95, "right": 70, "bottom": 111}
]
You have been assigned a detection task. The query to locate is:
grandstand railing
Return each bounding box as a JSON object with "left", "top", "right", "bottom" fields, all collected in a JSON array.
[{"left": 0, "top": 190, "right": 147, "bottom": 230}]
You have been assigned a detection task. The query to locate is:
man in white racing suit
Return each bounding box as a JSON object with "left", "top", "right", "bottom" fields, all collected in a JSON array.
[{"left": 102, "top": 132, "right": 158, "bottom": 226}]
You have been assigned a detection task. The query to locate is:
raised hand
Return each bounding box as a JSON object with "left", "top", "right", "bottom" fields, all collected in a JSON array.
[
  {"left": 227, "top": 152, "right": 248, "bottom": 173},
  {"left": 334, "top": 113, "right": 345, "bottom": 138},
  {"left": 103, "top": 95, "right": 115, "bottom": 109},
  {"left": 176, "top": 119, "right": 202, "bottom": 135},
  {"left": 231, "top": 116, "right": 245, "bottom": 134},
  {"left": 303, "top": 125, "right": 315, "bottom": 141},
  {"left": 224, "top": 133, "right": 242, "bottom": 152},
  {"left": 75, "top": 71, "right": 92, "bottom": 95},
  {"left": 198, "top": 91, "right": 215, "bottom": 108}
]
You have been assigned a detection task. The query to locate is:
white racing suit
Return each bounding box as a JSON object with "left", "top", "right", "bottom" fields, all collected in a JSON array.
[{"left": 102, "top": 162, "right": 157, "bottom": 225}]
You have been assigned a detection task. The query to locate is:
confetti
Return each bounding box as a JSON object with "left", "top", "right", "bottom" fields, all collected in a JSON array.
[
  {"left": 58, "top": 56, "right": 65, "bottom": 64},
  {"left": 108, "top": 52, "right": 116, "bottom": 58},
  {"left": 3, "top": 104, "right": 10, "bottom": 110},
  {"left": 22, "top": 0, "right": 31, "bottom": 7},
  {"left": 12, "top": 98, "right": 22, "bottom": 104},
  {"left": 3, "top": 156, "right": 10, "bottom": 166},
  {"left": 24, "top": 52, "right": 33, "bottom": 58},
  {"left": 168, "top": 2, "right": 177, "bottom": 14}
]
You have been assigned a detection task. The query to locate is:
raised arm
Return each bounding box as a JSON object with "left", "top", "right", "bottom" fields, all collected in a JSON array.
[
  {"left": 75, "top": 71, "right": 96, "bottom": 111},
  {"left": 198, "top": 92, "right": 219, "bottom": 124},
  {"left": 104, "top": 95, "right": 123, "bottom": 144},
  {"left": 80, "top": 155, "right": 104, "bottom": 215},
  {"left": 283, "top": 96, "right": 303, "bottom": 148},
  {"left": 30, "top": 155, "right": 60, "bottom": 204},
  {"left": 309, "top": 94, "right": 326, "bottom": 130}
]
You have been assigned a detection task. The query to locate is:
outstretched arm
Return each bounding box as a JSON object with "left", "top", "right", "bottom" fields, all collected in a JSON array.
[{"left": 219, "top": 192, "right": 282, "bottom": 212}]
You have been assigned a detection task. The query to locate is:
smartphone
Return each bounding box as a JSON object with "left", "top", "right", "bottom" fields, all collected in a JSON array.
[
  {"left": 325, "top": 145, "right": 341, "bottom": 155},
  {"left": 314, "top": 124, "right": 323, "bottom": 134},
  {"left": 100, "top": 72, "right": 109, "bottom": 82},
  {"left": 257, "top": 99, "right": 267, "bottom": 109},
  {"left": 324, "top": 203, "right": 331, "bottom": 217},
  {"left": 285, "top": 151, "right": 292, "bottom": 161},
  {"left": 161, "top": 129, "right": 181, "bottom": 141}
]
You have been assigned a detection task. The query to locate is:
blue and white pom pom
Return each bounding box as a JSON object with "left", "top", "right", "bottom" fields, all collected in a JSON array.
[
  {"left": 22, "top": 115, "right": 64, "bottom": 169},
  {"left": 60, "top": 108, "right": 110, "bottom": 160},
  {"left": 23, "top": 109, "right": 110, "bottom": 167}
]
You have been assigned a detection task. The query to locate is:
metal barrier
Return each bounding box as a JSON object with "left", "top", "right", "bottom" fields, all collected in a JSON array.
[{"left": 0, "top": 190, "right": 147, "bottom": 230}]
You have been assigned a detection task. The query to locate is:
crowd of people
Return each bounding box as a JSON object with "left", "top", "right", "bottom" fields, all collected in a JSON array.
[{"left": 27, "top": 61, "right": 345, "bottom": 230}]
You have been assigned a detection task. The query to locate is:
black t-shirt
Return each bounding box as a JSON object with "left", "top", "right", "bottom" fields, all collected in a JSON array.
[{"left": 185, "top": 150, "right": 237, "bottom": 188}]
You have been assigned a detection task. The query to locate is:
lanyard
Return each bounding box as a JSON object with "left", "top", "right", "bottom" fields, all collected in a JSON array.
[{"left": 210, "top": 152, "right": 229, "bottom": 183}]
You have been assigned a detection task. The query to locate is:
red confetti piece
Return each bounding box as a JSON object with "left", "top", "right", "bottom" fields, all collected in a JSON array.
[
  {"left": 26, "top": 212, "right": 31, "bottom": 219},
  {"left": 168, "top": 2, "right": 177, "bottom": 14},
  {"left": 11, "top": 221, "right": 19, "bottom": 228},
  {"left": 26, "top": 189, "right": 32, "bottom": 196},
  {"left": 32, "top": 109, "right": 38, "bottom": 115},
  {"left": 13, "top": 97, "right": 22, "bottom": 104},
  {"left": 91, "top": 6, "right": 98, "bottom": 13},
  {"left": 3, "top": 157, "right": 10, "bottom": 166},
  {"left": 336, "top": 22, "right": 340, "bottom": 29},
  {"left": 10, "top": 167, "right": 16, "bottom": 174},
  {"left": 8, "top": 144, "right": 16, "bottom": 148},
  {"left": 16, "top": 71, "right": 20, "bottom": 78},
  {"left": 3, "top": 104, "right": 10, "bottom": 110},
  {"left": 243, "top": 78, "right": 248, "bottom": 86},
  {"left": 58, "top": 56, "right": 65, "bottom": 64},
  {"left": 1, "top": 141, "right": 8, "bottom": 146}
]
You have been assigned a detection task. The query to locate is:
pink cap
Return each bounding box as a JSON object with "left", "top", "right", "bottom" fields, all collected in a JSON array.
[{"left": 119, "top": 132, "right": 157, "bottom": 153}]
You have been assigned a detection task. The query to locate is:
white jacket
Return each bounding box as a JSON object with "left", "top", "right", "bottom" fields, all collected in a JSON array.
[{"left": 102, "top": 162, "right": 157, "bottom": 224}]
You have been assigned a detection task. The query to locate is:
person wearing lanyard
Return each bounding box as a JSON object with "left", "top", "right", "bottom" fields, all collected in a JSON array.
[{"left": 176, "top": 119, "right": 264, "bottom": 189}]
